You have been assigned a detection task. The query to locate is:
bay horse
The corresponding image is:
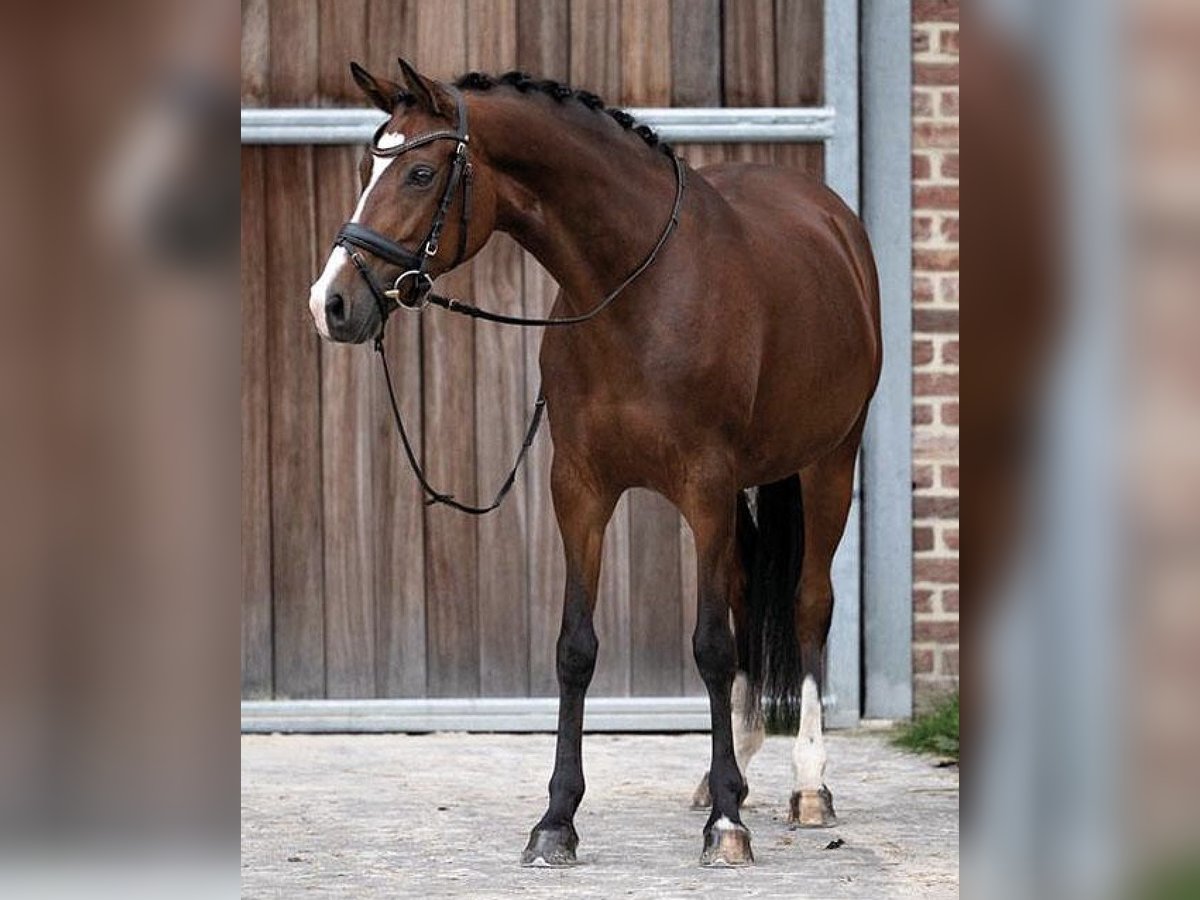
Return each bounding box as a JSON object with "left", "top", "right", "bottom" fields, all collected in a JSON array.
[{"left": 308, "top": 59, "right": 881, "bottom": 867}]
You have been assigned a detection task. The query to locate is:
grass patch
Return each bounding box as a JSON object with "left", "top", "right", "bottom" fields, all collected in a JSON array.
[{"left": 892, "top": 692, "right": 959, "bottom": 760}]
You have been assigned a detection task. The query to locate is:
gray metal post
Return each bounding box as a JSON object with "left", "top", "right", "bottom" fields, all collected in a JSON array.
[
  {"left": 860, "top": 0, "right": 914, "bottom": 719},
  {"left": 823, "top": 0, "right": 864, "bottom": 729}
]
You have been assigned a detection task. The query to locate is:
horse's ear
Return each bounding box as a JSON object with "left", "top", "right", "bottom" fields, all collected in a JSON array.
[
  {"left": 350, "top": 61, "right": 403, "bottom": 114},
  {"left": 397, "top": 57, "right": 448, "bottom": 117}
]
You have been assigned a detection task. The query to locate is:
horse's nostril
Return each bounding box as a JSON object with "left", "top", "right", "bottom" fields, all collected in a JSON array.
[{"left": 326, "top": 293, "right": 346, "bottom": 325}]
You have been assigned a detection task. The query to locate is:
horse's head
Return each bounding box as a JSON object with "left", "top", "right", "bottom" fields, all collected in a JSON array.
[{"left": 309, "top": 59, "right": 495, "bottom": 343}]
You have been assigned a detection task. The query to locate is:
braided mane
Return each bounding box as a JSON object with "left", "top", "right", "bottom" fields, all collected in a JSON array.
[{"left": 452, "top": 70, "right": 672, "bottom": 157}]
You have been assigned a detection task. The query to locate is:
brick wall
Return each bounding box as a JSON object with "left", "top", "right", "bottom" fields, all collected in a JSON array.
[{"left": 911, "top": 0, "right": 959, "bottom": 707}]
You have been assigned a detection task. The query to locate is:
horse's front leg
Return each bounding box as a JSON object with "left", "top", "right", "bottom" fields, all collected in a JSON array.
[
  {"left": 686, "top": 487, "right": 755, "bottom": 866},
  {"left": 521, "top": 461, "right": 615, "bottom": 867}
]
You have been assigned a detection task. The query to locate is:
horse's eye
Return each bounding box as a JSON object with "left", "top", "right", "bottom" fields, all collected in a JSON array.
[{"left": 407, "top": 165, "right": 435, "bottom": 187}]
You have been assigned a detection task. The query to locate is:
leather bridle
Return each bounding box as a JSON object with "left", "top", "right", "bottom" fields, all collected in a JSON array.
[
  {"left": 335, "top": 86, "right": 474, "bottom": 320},
  {"left": 332, "top": 86, "right": 687, "bottom": 514}
]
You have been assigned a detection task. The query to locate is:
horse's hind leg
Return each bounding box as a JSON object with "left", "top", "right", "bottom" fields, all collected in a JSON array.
[
  {"left": 790, "top": 424, "right": 863, "bottom": 827},
  {"left": 690, "top": 629, "right": 765, "bottom": 809},
  {"left": 521, "top": 458, "right": 616, "bottom": 867}
]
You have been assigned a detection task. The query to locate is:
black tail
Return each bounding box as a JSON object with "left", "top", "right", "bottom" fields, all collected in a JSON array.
[{"left": 738, "top": 475, "right": 805, "bottom": 719}]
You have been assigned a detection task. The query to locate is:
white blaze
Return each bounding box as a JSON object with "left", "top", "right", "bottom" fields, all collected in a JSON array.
[{"left": 308, "top": 130, "right": 405, "bottom": 335}]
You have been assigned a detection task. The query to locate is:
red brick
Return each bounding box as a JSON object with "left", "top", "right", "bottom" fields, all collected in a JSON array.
[
  {"left": 913, "top": 339, "right": 935, "bottom": 366},
  {"left": 914, "top": 0, "right": 959, "bottom": 24},
  {"left": 939, "top": 277, "right": 959, "bottom": 303},
  {"left": 942, "top": 590, "right": 959, "bottom": 612},
  {"left": 913, "top": 647, "right": 936, "bottom": 674},
  {"left": 913, "top": 90, "right": 935, "bottom": 118},
  {"left": 914, "top": 308, "right": 958, "bottom": 333},
  {"left": 912, "top": 152, "right": 933, "bottom": 179},
  {"left": 913, "top": 464, "right": 934, "bottom": 490},
  {"left": 942, "top": 648, "right": 960, "bottom": 677},
  {"left": 913, "top": 403, "right": 934, "bottom": 426},
  {"left": 914, "top": 372, "right": 959, "bottom": 397},
  {"left": 941, "top": 152, "right": 960, "bottom": 179},
  {"left": 913, "top": 275, "right": 935, "bottom": 303},
  {"left": 941, "top": 466, "right": 959, "bottom": 490},
  {"left": 914, "top": 526, "right": 934, "bottom": 552},
  {"left": 941, "top": 341, "right": 959, "bottom": 366},
  {"left": 940, "top": 401, "right": 959, "bottom": 426},
  {"left": 914, "top": 495, "right": 959, "bottom": 519},
  {"left": 913, "top": 588, "right": 935, "bottom": 614},
  {"left": 914, "top": 248, "right": 959, "bottom": 271},
  {"left": 912, "top": 30, "right": 931, "bottom": 53},
  {"left": 914, "top": 61, "right": 960, "bottom": 87},
  {"left": 944, "top": 529, "right": 959, "bottom": 551},
  {"left": 914, "top": 121, "right": 960, "bottom": 149},
  {"left": 939, "top": 88, "right": 960, "bottom": 116},
  {"left": 914, "top": 184, "right": 959, "bottom": 210},
  {"left": 914, "top": 620, "right": 959, "bottom": 642},
  {"left": 940, "top": 216, "right": 959, "bottom": 242},
  {"left": 914, "top": 215, "right": 935, "bottom": 241}
]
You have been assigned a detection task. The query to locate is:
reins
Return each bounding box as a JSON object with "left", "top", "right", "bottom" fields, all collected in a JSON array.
[{"left": 335, "top": 86, "right": 686, "bottom": 515}]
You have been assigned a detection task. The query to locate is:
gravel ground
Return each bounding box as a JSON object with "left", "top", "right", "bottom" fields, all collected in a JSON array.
[{"left": 242, "top": 731, "right": 958, "bottom": 899}]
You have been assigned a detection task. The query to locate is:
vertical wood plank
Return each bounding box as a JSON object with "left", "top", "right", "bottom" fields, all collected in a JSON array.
[
  {"left": 669, "top": 0, "right": 720, "bottom": 107},
  {"left": 317, "top": 0, "right": 368, "bottom": 106},
  {"left": 619, "top": 0, "right": 669, "bottom": 106},
  {"left": 775, "top": 0, "right": 825, "bottom": 179},
  {"left": 775, "top": 0, "right": 823, "bottom": 106},
  {"left": 722, "top": 0, "right": 776, "bottom": 105},
  {"left": 365, "top": 0, "right": 418, "bottom": 76},
  {"left": 241, "top": 146, "right": 272, "bottom": 698},
  {"left": 679, "top": 517, "right": 702, "bottom": 694},
  {"left": 363, "top": 0, "right": 427, "bottom": 699},
  {"left": 316, "top": 0, "right": 374, "bottom": 700},
  {"left": 468, "top": 0, "right": 528, "bottom": 696},
  {"left": 570, "top": 0, "right": 621, "bottom": 95},
  {"left": 523, "top": 257, "right": 565, "bottom": 696},
  {"left": 571, "top": 0, "right": 630, "bottom": 696},
  {"left": 241, "top": 0, "right": 270, "bottom": 106},
  {"left": 268, "top": 0, "right": 320, "bottom": 106},
  {"left": 517, "top": 0, "right": 570, "bottom": 80},
  {"left": 266, "top": 0, "right": 323, "bottom": 699},
  {"left": 629, "top": 490, "right": 684, "bottom": 695},
  {"left": 265, "top": 144, "right": 324, "bottom": 698},
  {"left": 417, "top": 0, "right": 481, "bottom": 698}
]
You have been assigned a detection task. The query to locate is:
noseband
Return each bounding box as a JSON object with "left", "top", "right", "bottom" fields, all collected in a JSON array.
[{"left": 333, "top": 87, "right": 686, "bottom": 514}]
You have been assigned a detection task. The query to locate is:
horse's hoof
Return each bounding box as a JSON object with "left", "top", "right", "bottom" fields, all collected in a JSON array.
[
  {"left": 699, "top": 816, "right": 754, "bottom": 867},
  {"left": 521, "top": 825, "right": 579, "bottom": 867},
  {"left": 789, "top": 785, "right": 837, "bottom": 828},
  {"left": 690, "top": 771, "right": 712, "bottom": 809}
]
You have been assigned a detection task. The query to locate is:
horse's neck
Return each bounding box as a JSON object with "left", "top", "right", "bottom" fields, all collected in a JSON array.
[{"left": 476, "top": 98, "right": 678, "bottom": 311}]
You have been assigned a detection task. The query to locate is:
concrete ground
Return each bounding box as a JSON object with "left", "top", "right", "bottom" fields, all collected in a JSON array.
[{"left": 242, "top": 731, "right": 958, "bottom": 899}]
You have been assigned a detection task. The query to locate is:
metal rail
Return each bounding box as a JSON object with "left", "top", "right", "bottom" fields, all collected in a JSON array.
[
  {"left": 242, "top": 696, "right": 713, "bottom": 734},
  {"left": 240, "top": 106, "right": 837, "bottom": 145}
]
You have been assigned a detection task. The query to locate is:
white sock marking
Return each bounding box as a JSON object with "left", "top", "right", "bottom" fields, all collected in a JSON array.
[
  {"left": 730, "top": 673, "right": 765, "bottom": 778},
  {"left": 792, "top": 675, "right": 827, "bottom": 791}
]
